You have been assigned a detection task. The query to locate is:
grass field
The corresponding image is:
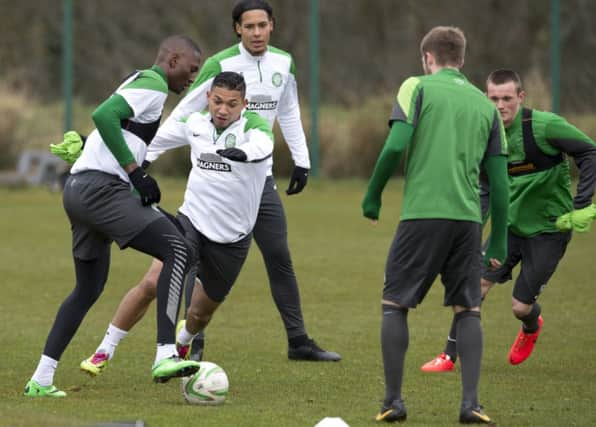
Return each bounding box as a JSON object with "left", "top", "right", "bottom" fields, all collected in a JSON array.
[{"left": 1, "top": 178, "right": 595, "bottom": 427}]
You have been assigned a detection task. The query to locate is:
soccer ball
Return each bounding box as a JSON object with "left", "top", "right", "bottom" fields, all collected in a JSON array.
[{"left": 181, "top": 361, "right": 229, "bottom": 405}]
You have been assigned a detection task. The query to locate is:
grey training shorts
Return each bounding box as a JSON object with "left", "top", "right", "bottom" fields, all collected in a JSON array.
[
  {"left": 176, "top": 213, "right": 252, "bottom": 303},
  {"left": 482, "top": 230, "right": 571, "bottom": 304},
  {"left": 63, "top": 171, "right": 164, "bottom": 259},
  {"left": 383, "top": 219, "right": 483, "bottom": 308}
]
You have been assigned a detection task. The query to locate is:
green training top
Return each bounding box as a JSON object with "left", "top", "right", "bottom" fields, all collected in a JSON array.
[
  {"left": 505, "top": 109, "right": 596, "bottom": 236},
  {"left": 390, "top": 68, "right": 507, "bottom": 222}
]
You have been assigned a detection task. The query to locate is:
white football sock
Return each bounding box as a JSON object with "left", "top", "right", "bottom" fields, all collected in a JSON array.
[
  {"left": 31, "top": 355, "right": 58, "bottom": 387},
  {"left": 96, "top": 323, "right": 128, "bottom": 359},
  {"left": 155, "top": 344, "right": 177, "bottom": 365},
  {"left": 177, "top": 325, "right": 199, "bottom": 346}
]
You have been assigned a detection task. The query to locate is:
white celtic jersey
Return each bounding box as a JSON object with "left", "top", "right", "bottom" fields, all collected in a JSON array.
[
  {"left": 147, "top": 110, "right": 274, "bottom": 243},
  {"left": 71, "top": 68, "right": 168, "bottom": 183},
  {"left": 152, "top": 42, "right": 309, "bottom": 175}
]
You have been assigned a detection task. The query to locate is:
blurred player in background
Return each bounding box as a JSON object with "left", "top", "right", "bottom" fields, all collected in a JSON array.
[
  {"left": 421, "top": 69, "right": 596, "bottom": 373},
  {"left": 362, "top": 27, "right": 509, "bottom": 424}
]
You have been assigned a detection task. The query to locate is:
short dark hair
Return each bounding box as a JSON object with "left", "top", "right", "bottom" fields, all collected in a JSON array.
[
  {"left": 180, "top": 35, "right": 202, "bottom": 55},
  {"left": 420, "top": 26, "right": 466, "bottom": 67},
  {"left": 212, "top": 71, "right": 246, "bottom": 98},
  {"left": 232, "top": 0, "right": 273, "bottom": 27},
  {"left": 487, "top": 69, "right": 523, "bottom": 94}
]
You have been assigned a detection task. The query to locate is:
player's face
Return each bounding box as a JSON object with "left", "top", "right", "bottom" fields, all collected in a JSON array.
[
  {"left": 207, "top": 86, "right": 247, "bottom": 129},
  {"left": 168, "top": 49, "right": 202, "bottom": 94},
  {"left": 235, "top": 9, "right": 273, "bottom": 56},
  {"left": 487, "top": 81, "right": 525, "bottom": 127}
]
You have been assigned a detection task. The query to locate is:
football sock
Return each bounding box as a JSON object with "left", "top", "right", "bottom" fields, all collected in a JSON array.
[
  {"left": 178, "top": 325, "right": 199, "bottom": 346},
  {"left": 155, "top": 344, "right": 177, "bottom": 364},
  {"left": 31, "top": 355, "right": 58, "bottom": 387},
  {"left": 288, "top": 334, "right": 309, "bottom": 348},
  {"left": 444, "top": 316, "right": 458, "bottom": 362},
  {"left": 97, "top": 323, "right": 128, "bottom": 359},
  {"left": 520, "top": 303, "right": 541, "bottom": 333},
  {"left": 381, "top": 304, "right": 409, "bottom": 406},
  {"left": 455, "top": 310, "right": 482, "bottom": 409}
]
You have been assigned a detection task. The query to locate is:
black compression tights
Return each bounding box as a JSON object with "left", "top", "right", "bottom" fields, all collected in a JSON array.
[
  {"left": 127, "top": 217, "right": 194, "bottom": 345},
  {"left": 43, "top": 247, "right": 110, "bottom": 360},
  {"left": 43, "top": 217, "right": 193, "bottom": 360}
]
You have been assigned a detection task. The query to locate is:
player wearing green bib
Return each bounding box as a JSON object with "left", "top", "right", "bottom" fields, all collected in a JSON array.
[
  {"left": 362, "top": 27, "right": 509, "bottom": 424},
  {"left": 422, "top": 69, "right": 596, "bottom": 373}
]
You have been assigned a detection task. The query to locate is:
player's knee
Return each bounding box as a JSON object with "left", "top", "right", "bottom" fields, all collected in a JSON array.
[
  {"left": 138, "top": 277, "right": 157, "bottom": 299},
  {"left": 138, "top": 263, "right": 160, "bottom": 298},
  {"left": 187, "top": 307, "right": 213, "bottom": 328},
  {"left": 511, "top": 299, "right": 532, "bottom": 319},
  {"left": 160, "top": 235, "right": 195, "bottom": 275},
  {"left": 259, "top": 238, "right": 290, "bottom": 261}
]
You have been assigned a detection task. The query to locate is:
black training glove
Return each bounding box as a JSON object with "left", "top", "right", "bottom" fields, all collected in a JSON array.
[
  {"left": 128, "top": 167, "right": 161, "bottom": 206},
  {"left": 217, "top": 148, "right": 247, "bottom": 162},
  {"left": 141, "top": 160, "right": 152, "bottom": 170},
  {"left": 286, "top": 166, "right": 309, "bottom": 195}
]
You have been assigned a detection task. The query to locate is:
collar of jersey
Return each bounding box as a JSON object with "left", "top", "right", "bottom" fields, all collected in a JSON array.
[
  {"left": 150, "top": 65, "right": 167, "bottom": 84},
  {"left": 435, "top": 67, "right": 465, "bottom": 80},
  {"left": 239, "top": 42, "right": 267, "bottom": 62}
]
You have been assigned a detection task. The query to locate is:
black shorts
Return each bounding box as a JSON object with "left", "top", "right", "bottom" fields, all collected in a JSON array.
[
  {"left": 383, "top": 219, "right": 482, "bottom": 308},
  {"left": 482, "top": 231, "right": 571, "bottom": 304},
  {"left": 63, "top": 171, "right": 164, "bottom": 259},
  {"left": 176, "top": 213, "right": 252, "bottom": 303}
]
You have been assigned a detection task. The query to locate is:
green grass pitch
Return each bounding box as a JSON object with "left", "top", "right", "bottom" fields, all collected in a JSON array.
[{"left": 1, "top": 178, "right": 595, "bottom": 426}]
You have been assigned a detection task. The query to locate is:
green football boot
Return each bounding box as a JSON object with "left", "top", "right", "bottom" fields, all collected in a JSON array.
[
  {"left": 151, "top": 356, "right": 200, "bottom": 383},
  {"left": 24, "top": 379, "right": 66, "bottom": 398}
]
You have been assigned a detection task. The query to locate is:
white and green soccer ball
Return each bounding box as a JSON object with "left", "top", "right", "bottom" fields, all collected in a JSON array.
[{"left": 181, "top": 361, "right": 229, "bottom": 405}]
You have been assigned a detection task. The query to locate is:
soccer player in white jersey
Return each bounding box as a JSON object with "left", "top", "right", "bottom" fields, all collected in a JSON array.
[
  {"left": 80, "top": 0, "right": 339, "bottom": 373},
  {"left": 80, "top": 72, "right": 274, "bottom": 374},
  {"left": 24, "top": 36, "right": 202, "bottom": 398}
]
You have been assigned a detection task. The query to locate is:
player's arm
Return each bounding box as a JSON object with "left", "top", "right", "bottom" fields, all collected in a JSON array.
[
  {"left": 91, "top": 94, "right": 136, "bottom": 171},
  {"left": 146, "top": 116, "right": 193, "bottom": 164},
  {"left": 482, "top": 110, "right": 509, "bottom": 266},
  {"left": 545, "top": 116, "right": 596, "bottom": 209},
  {"left": 478, "top": 169, "right": 491, "bottom": 224},
  {"left": 147, "top": 59, "right": 220, "bottom": 163},
  {"left": 361, "top": 121, "right": 413, "bottom": 220},
  {"left": 277, "top": 58, "right": 311, "bottom": 195},
  {"left": 362, "top": 77, "right": 421, "bottom": 221},
  {"left": 277, "top": 58, "right": 311, "bottom": 170}
]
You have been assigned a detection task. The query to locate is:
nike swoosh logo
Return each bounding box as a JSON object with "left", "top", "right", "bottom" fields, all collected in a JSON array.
[
  {"left": 375, "top": 409, "right": 394, "bottom": 421},
  {"left": 471, "top": 410, "right": 491, "bottom": 422}
]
